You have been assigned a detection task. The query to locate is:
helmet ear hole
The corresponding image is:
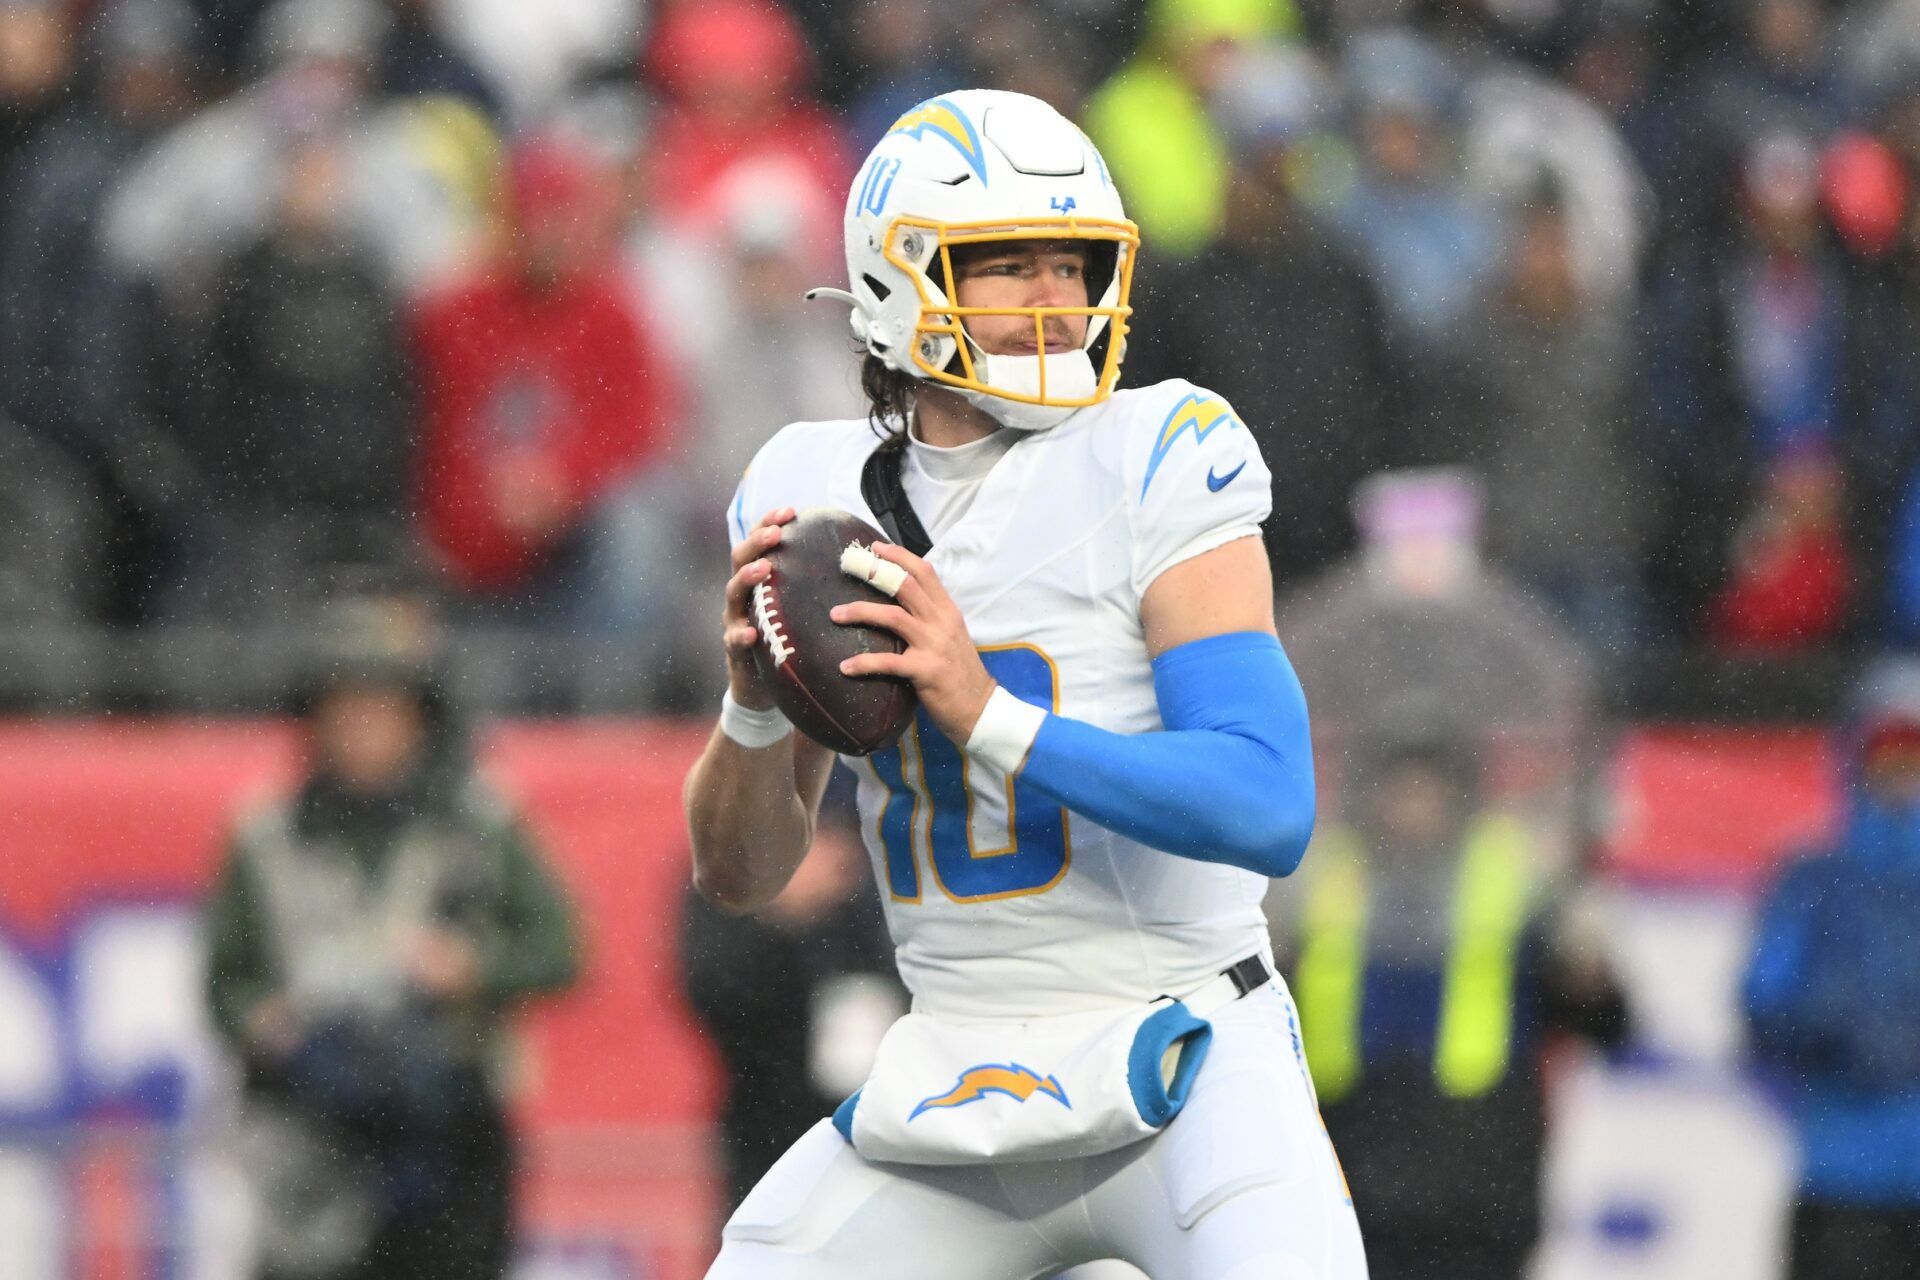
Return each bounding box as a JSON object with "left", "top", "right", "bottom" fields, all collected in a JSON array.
[{"left": 860, "top": 273, "right": 892, "bottom": 302}]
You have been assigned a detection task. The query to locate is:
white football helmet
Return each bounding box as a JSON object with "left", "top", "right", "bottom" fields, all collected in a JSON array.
[{"left": 809, "top": 89, "right": 1138, "bottom": 431}]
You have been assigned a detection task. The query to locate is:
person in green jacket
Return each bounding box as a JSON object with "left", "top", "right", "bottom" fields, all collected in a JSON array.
[
  {"left": 1082, "top": 0, "right": 1296, "bottom": 257},
  {"left": 205, "top": 623, "right": 580, "bottom": 1280}
]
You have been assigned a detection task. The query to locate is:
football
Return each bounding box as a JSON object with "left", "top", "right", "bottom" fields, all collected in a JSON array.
[{"left": 750, "top": 507, "right": 918, "bottom": 756}]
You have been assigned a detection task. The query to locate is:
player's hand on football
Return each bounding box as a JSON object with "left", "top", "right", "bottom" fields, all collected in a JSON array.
[
  {"left": 723, "top": 507, "right": 797, "bottom": 711},
  {"left": 832, "top": 543, "right": 996, "bottom": 745}
]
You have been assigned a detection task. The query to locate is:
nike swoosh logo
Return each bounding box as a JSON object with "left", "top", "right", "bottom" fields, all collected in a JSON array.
[{"left": 1206, "top": 461, "right": 1247, "bottom": 492}]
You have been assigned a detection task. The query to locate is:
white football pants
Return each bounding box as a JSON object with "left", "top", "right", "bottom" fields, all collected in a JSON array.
[{"left": 705, "top": 982, "right": 1369, "bottom": 1279}]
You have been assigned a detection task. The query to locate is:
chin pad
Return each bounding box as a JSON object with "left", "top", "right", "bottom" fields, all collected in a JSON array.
[{"left": 960, "top": 349, "right": 1098, "bottom": 431}]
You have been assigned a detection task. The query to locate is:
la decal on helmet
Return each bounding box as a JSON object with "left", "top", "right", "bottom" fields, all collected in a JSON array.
[{"left": 807, "top": 89, "right": 1138, "bottom": 432}]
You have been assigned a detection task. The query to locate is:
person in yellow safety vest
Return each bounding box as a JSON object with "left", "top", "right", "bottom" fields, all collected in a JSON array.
[
  {"left": 1081, "top": 0, "right": 1296, "bottom": 258},
  {"left": 1272, "top": 726, "right": 1627, "bottom": 1280}
]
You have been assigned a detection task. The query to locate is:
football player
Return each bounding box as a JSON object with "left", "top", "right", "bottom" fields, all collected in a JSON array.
[{"left": 684, "top": 89, "right": 1367, "bottom": 1279}]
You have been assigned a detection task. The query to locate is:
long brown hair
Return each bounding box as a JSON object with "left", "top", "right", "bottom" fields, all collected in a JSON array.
[{"left": 861, "top": 352, "right": 915, "bottom": 445}]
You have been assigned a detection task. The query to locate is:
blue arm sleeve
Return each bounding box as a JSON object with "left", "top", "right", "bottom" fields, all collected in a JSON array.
[{"left": 1016, "top": 631, "right": 1316, "bottom": 877}]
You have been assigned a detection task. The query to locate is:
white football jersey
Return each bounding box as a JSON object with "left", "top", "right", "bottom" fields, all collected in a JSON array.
[{"left": 728, "top": 379, "right": 1277, "bottom": 1020}]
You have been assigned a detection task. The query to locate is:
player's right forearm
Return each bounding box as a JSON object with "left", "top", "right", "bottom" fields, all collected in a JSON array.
[{"left": 683, "top": 728, "right": 814, "bottom": 913}]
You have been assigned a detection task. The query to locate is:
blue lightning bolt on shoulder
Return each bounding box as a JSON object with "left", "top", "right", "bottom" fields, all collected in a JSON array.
[{"left": 1141, "top": 393, "right": 1244, "bottom": 498}]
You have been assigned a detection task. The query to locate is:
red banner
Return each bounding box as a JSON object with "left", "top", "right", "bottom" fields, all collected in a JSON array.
[
  {"left": 0, "top": 717, "right": 725, "bottom": 1280},
  {"left": 0, "top": 716, "right": 1855, "bottom": 1279},
  {"left": 1602, "top": 726, "right": 1841, "bottom": 890}
]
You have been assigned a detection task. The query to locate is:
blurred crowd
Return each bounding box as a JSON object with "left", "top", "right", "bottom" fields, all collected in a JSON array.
[
  {"left": 10, "top": 0, "right": 1920, "bottom": 709},
  {"left": 11, "top": 3, "right": 1920, "bottom": 1272}
]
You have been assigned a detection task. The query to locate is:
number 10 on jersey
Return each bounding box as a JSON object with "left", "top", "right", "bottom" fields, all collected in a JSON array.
[{"left": 867, "top": 645, "right": 1070, "bottom": 903}]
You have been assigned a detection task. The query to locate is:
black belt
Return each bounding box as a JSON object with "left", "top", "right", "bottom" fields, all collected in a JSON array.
[
  {"left": 1224, "top": 953, "right": 1272, "bottom": 998},
  {"left": 1162, "top": 953, "right": 1272, "bottom": 1008}
]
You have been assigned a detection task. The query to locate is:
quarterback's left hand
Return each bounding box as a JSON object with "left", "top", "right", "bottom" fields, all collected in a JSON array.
[{"left": 833, "top": 543, "right": 995, "bottom": 745}]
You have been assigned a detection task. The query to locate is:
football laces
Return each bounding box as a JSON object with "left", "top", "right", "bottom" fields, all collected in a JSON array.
[{"left": 751, "top": 581, "right": 793, "bottom": 667}]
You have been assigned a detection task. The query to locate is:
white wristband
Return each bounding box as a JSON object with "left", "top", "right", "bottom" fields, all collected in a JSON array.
[
  {"left": 720, "top": 689, "right": 792, "bottom": 749},
  {"left": 964, "top": 686, "right": 1047, "bottom": 774}
]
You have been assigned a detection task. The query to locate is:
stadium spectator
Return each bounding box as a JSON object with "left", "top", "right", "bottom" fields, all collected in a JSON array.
[
  {"left": 680, "top": 798, "right": 903, "bottom": 1213},
  {"left": 182, "top": 0, "right": 269, "bottom": 82},
  {"left": 371, "top": 0, "right": 503, "bottom": 120},
  {"left": 1457, "top": 32, "right": 1651, "bottom": 308},
  {"left": 0, "top": 0, "right": 76, "bottom": 194},
  {"left": 1082, "top": 0, "right": 1295, "bottom": 257},
  {"left": 1666, "top": 0, "right": 1851, "bottom": 249},
  {"left": 1277, "top": 469, "right": 1594, "bottom": 890},
  {"left": 184, "top": 0, "right": 502, "bottom": 113},
  {"left": 1819, "top": 83, "right": 1920, "bottom": 646},
  {"left": 837, "top": 0, "right": 965, "bottom": 147},
  {"left": 1328, "top": 28, "right": 1499, "bottom": 347},
  {"left": 591, "top": 169, "right": 859, "bottom": 668},
  {"left": 0, "top": 413, "right": 105, "bottom": 627},
  {"left": 1396, "top": 0, "right": 1573, "bottom": 69},
  {"left": 1272, "top": 714, "right": 1627, "bottom": 1280},
  {"left": 1125, "top": 44, "right": 1403, "bottom": 593},
  {"left": 178, "top": 112, "right": 414, "bottom": 621},
  {"left": 1561, "top": 3, "right": 1691, "bottom": 263},
  {"left": 204, "top": 602, "right": 581, "bottom": 1280},
  {"left": 621, "top": 148, "right": 727, "bottom": 381},
  {"left": 965, "top": 1, "right": 1099, "bottom": 116},
  {"left": 1745, "top": 658, "right": 1920, "bottom": 1280},
  {"left": 642, "top": 0, "right": 851, "bottom": 257},
  {"left": 676, "top": 176, "right": 863, "bottom": 529},
  {"left": 1418, "top": 182, "right": 1648, "bottom": 663},
  {"left": 0, "top": 0, "right": 1893, "bottom": 702},
  {"left": 412, "top": 135, "right": 677, "bottom": 620},
  {"left": 1, "top": 0, "right": 200, "bottom": 433},
  {"left": 1842, "top": 0, "right": 1920, "bottom": 105},
  {"left": 433, "top": 0, "right": 636, "bottom": 123},
  {"left": 103, "top": 0, "right": 501, "bottom": 300},
  {"left": 0, "top": 0, "right": 85, "bottom": 395},
  {"left": 1642, "top": 131, "right": 1862, "bottom": 652},
  {"left": 0, "top": 0, "right": 203, "bottom": 626}
]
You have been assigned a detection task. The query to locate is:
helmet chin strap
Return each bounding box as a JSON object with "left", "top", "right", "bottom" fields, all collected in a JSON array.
[{"left": 959, "top": 349, "right": 1097, "bottom": 432}]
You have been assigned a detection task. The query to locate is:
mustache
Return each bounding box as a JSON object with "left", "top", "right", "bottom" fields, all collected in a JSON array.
[{"left": 1008, "top": 316, "right": 1081, "bottom": 353}]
